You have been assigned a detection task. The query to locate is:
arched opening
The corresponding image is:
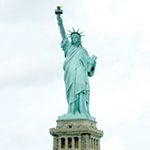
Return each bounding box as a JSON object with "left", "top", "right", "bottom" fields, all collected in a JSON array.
[
  {"left": 94, "top": 139, "right": 96, "bottom": 149},
  {"left": 61, "top": 138, "right": 65, "bottom": 148},
  {"left": 74, "top": 137, "right": 79, "bottom": 148},
  {"left": 68, "top": 137, "right": 72, "bottom": 148},
  {"left": 96, "top": 139, "right": 99, "bottom": 150},
  {"left": 91, "top": 138, "right": 94, "bottom": 149}
]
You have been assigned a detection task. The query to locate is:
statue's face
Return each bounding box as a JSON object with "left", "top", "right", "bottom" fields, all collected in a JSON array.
[{"left": 71, "top": 33, "right": 81, "bottom": 45}]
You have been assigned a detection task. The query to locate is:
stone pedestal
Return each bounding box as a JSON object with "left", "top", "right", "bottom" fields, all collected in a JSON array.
[{"left": 50, "top": 119, "right": 103, "bottom": 150}]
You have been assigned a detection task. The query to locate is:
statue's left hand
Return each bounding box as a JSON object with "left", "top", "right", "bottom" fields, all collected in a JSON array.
[
  {"left": 91, "top": 55, "right": 97, "bottom": 60},
  {"left": 91, "top": 55, "right": 97, "bottom": 66}
]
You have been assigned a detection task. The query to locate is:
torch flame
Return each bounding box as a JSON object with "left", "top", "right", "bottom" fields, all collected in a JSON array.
[{"left": 57, "top": 3, "right": 63, "bottom": 9}]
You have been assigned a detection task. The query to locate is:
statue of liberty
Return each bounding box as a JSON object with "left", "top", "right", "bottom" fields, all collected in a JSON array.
[{"left": 55, "top": 6, "right": 97, "bottom": 120}]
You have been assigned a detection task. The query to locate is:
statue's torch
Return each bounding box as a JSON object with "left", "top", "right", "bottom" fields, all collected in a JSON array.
[{"left": 55, "top": 4, "right": 63, "bottom": 15}]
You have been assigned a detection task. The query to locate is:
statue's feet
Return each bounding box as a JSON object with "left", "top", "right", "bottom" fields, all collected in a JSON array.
[{"left": 58, "top": 112, "right": 95, "bottom": 121}]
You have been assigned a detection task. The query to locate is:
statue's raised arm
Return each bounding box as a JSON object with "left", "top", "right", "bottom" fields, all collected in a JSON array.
[{"left": 55, "top": 6, "right": 66, "bottom": 40}]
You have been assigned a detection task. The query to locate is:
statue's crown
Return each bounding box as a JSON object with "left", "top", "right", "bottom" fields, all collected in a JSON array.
[{"left": 68, "top": 28, "right": 85, "bottom": 37}]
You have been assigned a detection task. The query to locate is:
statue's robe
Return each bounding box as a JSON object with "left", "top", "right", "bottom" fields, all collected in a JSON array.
[{"left": 61, "top": 37, "right": 96, "bottom": 115}]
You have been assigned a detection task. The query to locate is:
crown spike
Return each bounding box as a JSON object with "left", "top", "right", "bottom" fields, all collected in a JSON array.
[
  {"left": 72, "top": 27, "right": 75, "bottom": 32},
  {"left": 77, "top": 28, "right": 80, "bottom": 32},
  {"left": 67, "top": 30, "right": 72, "bottom": 33},
  {"left": 79, "top": 31, "right": 84, "bottom": 34},
  {"left": 67, "top": 27, "right": 85, "bottom": 37}
]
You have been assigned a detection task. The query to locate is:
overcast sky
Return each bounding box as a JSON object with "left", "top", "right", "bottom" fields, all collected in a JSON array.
[{"left": 0, "top": 0, "right": 150, "bottom": 150}]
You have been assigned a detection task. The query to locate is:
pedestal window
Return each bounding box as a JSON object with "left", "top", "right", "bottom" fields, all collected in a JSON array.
[
  {"left": 68, "top": 137, "right": 72, "bottom": 148},
  {"left": 61, "top": 138, "right": 65, "bottom": 149},
  {"left": 74, "top": 137, "right": 79, "bottom": 148}
]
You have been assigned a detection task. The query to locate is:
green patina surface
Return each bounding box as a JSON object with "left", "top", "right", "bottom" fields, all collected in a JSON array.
[{"left": 56, "top": 7, "right": 97, "bottom": 121}]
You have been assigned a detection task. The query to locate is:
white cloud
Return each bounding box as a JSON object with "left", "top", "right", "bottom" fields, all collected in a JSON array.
[
  {"left": 81, "top": 0, "right": 150, "bottom": 33},
  {"left": 136, "top": 35, "right": 150, "bottom": 52},
  {"left": 0, "top": 0, "right": 50, "bottom": 23},
  {"left": 102, "top": 136, "right": 125, "bottom": 150},
  {"left": 142, "top": 111, "right": 150, "bottom": 128}
]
